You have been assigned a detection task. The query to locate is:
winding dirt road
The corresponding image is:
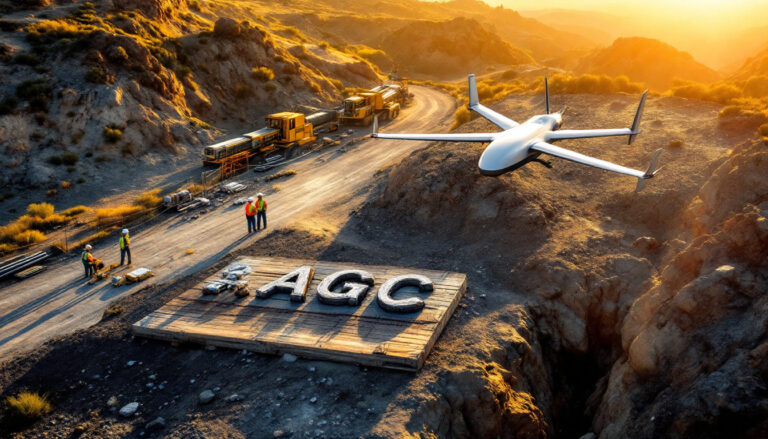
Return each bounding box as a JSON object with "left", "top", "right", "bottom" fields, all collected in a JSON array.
[{"left": 0, "top": 86, "right": 455, "bottom": 361}]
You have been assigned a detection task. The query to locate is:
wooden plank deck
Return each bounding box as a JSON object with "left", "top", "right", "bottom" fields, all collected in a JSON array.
[{"left": 132, "top": 256, "right": 466, "bottom": 371}]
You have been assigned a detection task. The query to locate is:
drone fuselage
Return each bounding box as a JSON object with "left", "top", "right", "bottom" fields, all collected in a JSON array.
[{"left": 478, "top": 114, "right": 562, "bottom": 176}]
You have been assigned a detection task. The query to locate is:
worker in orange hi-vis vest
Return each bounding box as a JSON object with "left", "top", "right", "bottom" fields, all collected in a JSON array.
[
  {"left": 81, "top": 244, "right": 96, "bottom": 279},
  {"left": 245, "top": 196, "right": 257, "bottom": 233},
  {"left": 256, "top": 193, "right": 267, "bottom": 230}
]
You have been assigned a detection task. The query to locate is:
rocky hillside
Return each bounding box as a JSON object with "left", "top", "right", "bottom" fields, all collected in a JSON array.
[
  {"left": 576, "top": 37, "right": 721, "bottom": 90},
  {"left": 732, "top": 45, "right": 768, "bottom": 80},
  {"left": 0, "top": 0, "right": 380, "bottom": 190},
  {"left": 380, "top": 17, "right": 534, "bottom": 78},
  {"left": 355, "top": 92, "right": 766, "bottom": 437}
]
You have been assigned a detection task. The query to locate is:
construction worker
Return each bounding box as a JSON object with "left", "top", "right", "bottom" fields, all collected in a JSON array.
[
  {"left": 245, "top": 196, "right": 257, "bottom": 233},
  {"left": 81, "top": 244, "right": 95, "bottom": 279},
  {"left": 119, "top": 228, "right": 132, "bottom": 266},
  {"left": 256, "top": 193, "right": 267, "bottom": 230}
]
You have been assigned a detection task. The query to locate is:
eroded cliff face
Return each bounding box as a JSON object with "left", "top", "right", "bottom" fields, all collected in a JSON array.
[{"left": 361, "top": 91, "right": 768, "bottom": 436}]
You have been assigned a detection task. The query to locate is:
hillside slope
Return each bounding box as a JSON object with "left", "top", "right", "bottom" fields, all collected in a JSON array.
[
  {"left": 0, "top": 0, "right": 380, "bottom": 190},
  {"left": 380, "top": 17, "right": 534, "bottom": 78},
  {"left": 576, "top": 37, "right": 720, "bottom": 90}
]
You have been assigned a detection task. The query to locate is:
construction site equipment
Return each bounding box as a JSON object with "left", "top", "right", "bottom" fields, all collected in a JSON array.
[
  {"left": 125, "top": 267, "right": 153, "bottom": 283},
  {"left": 202, "top": 110, "right": 339, "bottom": 167},
  {"left": 252, "top": 155, "right": 284, "bottom": 173},
  {"left": 163, "top": 190, "right": 192, "bottom": 208},
  {"left": 112, "top": 275, "right": 125, "bottom": 287},
  {"left": 0, "top": 251, "right": 49, "bottom": 279},
  {"left": 15, "top": 265, "right": 45, "bottom": 279},
  {"left": 341, "top": 81, "right": 410, "bottom": 126},
  {"left": 221, "top": 182, "right": 247, "bottom": 193},
  {"left": 176, "top": 197, "right": 210, "bottom": 212}
]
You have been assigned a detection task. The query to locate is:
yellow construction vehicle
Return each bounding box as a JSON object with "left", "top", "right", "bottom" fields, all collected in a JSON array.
[
  {"left": 341, "top": 81, "right": 410, "bottom": 126},
  {"left": 202, "top": 110, "right": 338, "bottom": 166}
]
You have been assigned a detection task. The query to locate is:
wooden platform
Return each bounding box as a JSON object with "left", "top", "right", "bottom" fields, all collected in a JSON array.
[{"left": 132, "top": 257, "right": 466, "bottom": 371}]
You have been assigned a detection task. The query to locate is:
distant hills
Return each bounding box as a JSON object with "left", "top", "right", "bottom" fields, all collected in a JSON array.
[
  {"left": 732, "top": 46, "right": 768, "bottom": 80},
  {"left": 575, "top": 37, "right": 721, "bottom": 89},
  {"left": 380, "top": 17, "right": 534, "bottom": 77}
]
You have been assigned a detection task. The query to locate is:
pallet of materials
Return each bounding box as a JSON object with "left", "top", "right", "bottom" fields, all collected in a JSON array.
[
  {"left": 125, "top": 267, "right": 153, "bottom": 283},
  {"left": 0, "top": 251, "right": 49, "bottom": 279},
  {"left": 132, "top": 256, "right": 467, "bottom": 371},
  {"left": 14, "top": 265, "right": 45, "bottom": 279}
]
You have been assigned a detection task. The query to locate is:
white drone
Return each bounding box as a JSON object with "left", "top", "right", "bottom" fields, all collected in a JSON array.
[{"left": 372, "top": 74, "right": 662, "bottom": 191}]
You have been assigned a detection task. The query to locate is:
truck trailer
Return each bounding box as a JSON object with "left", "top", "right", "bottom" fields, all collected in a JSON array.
[
  {"left": 202, "top": 110, "right": 338, "bottom": 166},
  {"left": 340, "top": 80, "right": 410, "bottom": 126}
]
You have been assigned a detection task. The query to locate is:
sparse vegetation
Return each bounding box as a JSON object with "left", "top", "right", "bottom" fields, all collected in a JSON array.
[
  {"left": 16, "top": 79, "right": 51, "bottom": 111},
  {"left": 668, "top": 140, "right": 684, "bottom": 148},
  {"left": 234, "top": 83, "right": 253, "bottom": 99},
  {"left": 5, "top": 391, "right": 51, "bottom": 422},
  {"left": 105, "top": 306, "right": 122, "bottom": 316},
  {"left": 251, "top": 66, "right": 274, "bottom": 81},
  {"left": 134, "top": 188, "right": 162, "bottom": 209},
  {"left": 85, "top": 66, "right": 107, "bottom": 84},
  {"left": 759, "top": 123, "right": 768, "bottom": 137},
  {"left": 102, "top": 125, "right": 123, "bottom": 142}
]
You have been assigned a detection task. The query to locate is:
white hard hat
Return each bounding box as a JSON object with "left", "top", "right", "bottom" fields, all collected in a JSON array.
[
  {"left": 85, "top": 244, "right": 92, "bottom": 250},
  {"left": 257, "top": 193, "right": 264, "bottom": 197},
  {"left": 247, "top": 196, "right": 255, "bottom": 202},
  {"left": 122, "top": 229, "right": 129, "bottom": 234}
]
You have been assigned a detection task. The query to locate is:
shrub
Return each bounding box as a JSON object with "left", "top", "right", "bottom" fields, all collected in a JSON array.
[
  {"left": 108, "top": 46, "right": 129, "bottom": 63},
  {"left": 451, "top": 106, "right": 472, "bottom": 129},
  {"left": 309, "top": 82, "right": 322, "bottom": 94},
  {"left": 134, "top": 188, "right": 162, "bottom": 209},
  {"left": 5, "top": 391, "right": 51, "bottom": 421},
  {"left": 46, "top": 189, "right": 58, "bottom": 197},
  {"left": 105, "top": 306, "right": 122, "bottom": 316},
  {"left": 668, "top": 140, "right": 684, "bottom": 148},
  {"left": 16, "top": 79, "right": 51, "bottom": 111},
  {"left": 234, "top": 83, "right": 253, "bottom": 99},
  {"left": 330, "top": 79, "right": 343, "bottom": 91},
  {"left": 85, "top": 67, "right": 107, "bottom": 84},
  {"left": 185, "top": 183, "right": 204, "bottom": 194},
  {"left": 13, "top": 229, "right": 47, "bottom": 244},
  {"left": 759, "top": 123, "right": 768, "bottom": 137},
  {"left": 27, "top": 202, "right": 54, "bottom": 218},
  {"left": 60, "top": 181, "right": 71, "bottom": 189},
  {"left": 61, "top": 152, "right": 78, "bottom": 166},
  {"left": 95, "top": 205, "right": 143, "bottom": 222},
  {"left": 0, "top": 243, "right": 16, "bottom": 254},
  {"left": 103, "top": 125, "right": 123, "bottom": 142},
  {"left": 61, "top": 205, "right": 88, "bottom": 217},
  {"left": 12, "top": 52, "right": 40, "bottom": 66},
  {"left": 176, "top": 64, "right": 193, "bottom": 78},
  {"left": 48, "top": 155, "right": 63, "bottom": 166},
  {"left": 189, "top": 117, "right": 212, "bottom": 130},
  {"left": 251, "top": 66, "right": 274, "bottom": 81},
  {"left": 263, "top": 82, "right": 277, "bottom": 92}
]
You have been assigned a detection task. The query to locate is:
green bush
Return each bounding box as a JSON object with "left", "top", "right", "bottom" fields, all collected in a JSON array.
[
  {"left": 85, "top": 67, "right": 106, "bottom": 84},
  {"left": 61, "top": 152, "right": 78, "bottom": 166},
  {"left": 251, "top": 66, "right": 274, "bottom": 81},
  {"left": 102, "top": 125, "right": 123, "bottom": 142},
  {"left": 16, "top": 79, "right": 51, "bottom": 111},
  {"left": 12, "top": 53, "right": 40, "bottom": 66},
  {"left": 108, "top": 46, "right": 129, "bottom": 63},
  {"left": 234, "top": 83, "right": 253, "bottom": 99}
]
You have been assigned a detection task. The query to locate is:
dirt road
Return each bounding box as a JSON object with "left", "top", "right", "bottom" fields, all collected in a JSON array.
[{"left": 0, "top": 86, "right": 455, "bottom": 361}]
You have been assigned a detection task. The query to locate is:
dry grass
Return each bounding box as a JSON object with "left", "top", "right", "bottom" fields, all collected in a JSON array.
[
  {"left": 5, "top": 391, "right": 51, "bottom": 421},
  {"left": 105, "top": 306, "right": 122, "bottom": 316},
  {"left": 11, "top": 230, "right": 47, "bottom": 245},
  {"left": 61, "top": 205, "right": 89, "bottom": 217},
  {"left": 134, "top": 188, "right": 162, "bottom": 209},
  {"left": 251, "top": 66, "right": 274, "bottom": 81},
  {"left": 27, "top": 202, "right": 54, "bottom": 218},
  {"left": 184, "top": 183, "right": 204, "bottom": 194},
  {"left": 95, "top": 205, "right": 143, "bottom": 222}
]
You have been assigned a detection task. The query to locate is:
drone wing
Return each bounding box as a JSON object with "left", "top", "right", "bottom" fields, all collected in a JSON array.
[
  {"left": 545, "top": 90, "right": 648, "bottom": 145},
  {"left": 529, "top": 141, "right": 662, "bottom": 191},
  {"left": 467, "top": 74, "right": 519, "bottom": 130},
  {"left": 371, "top": 116, "right": 497, "bottom": 142}
]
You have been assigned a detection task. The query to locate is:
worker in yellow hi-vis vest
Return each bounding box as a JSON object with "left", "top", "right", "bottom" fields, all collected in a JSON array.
[
  {"left": 256, "top": 193, "right": 267, "bottom": 230},
  {"left": 119, "top": 228, "right": 132, "bottom": 266}
]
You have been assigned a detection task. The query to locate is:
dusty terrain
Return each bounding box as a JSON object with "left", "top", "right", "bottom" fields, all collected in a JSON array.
[{"left": 2, "top": 87, "right": 766, "bottom": 438}]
